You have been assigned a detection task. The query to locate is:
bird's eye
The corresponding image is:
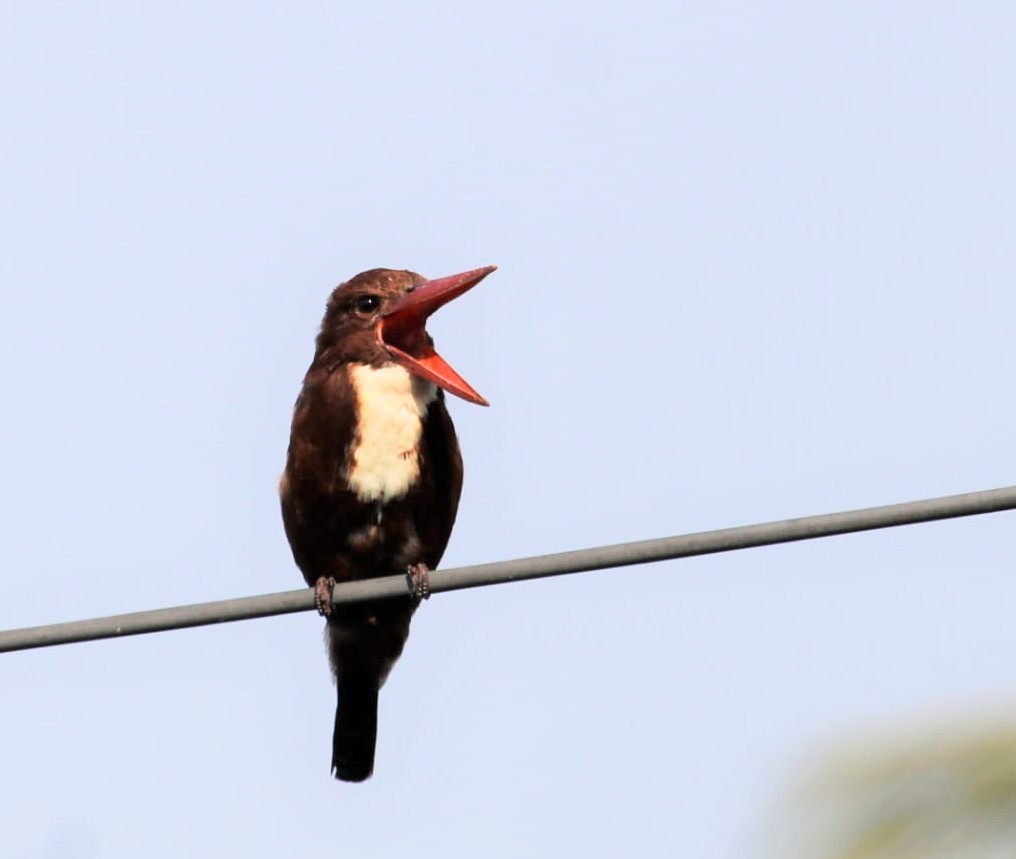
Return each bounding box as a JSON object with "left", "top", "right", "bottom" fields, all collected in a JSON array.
[{"left": 354, "top": 295, "right": 380, "bottom": 314}]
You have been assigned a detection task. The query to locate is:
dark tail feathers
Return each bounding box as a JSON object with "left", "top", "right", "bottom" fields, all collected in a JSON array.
[{"left": 332, "top": 681, "right": 379, "bottom": 782}]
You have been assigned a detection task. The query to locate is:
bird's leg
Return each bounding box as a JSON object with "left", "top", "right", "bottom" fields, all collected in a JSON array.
[
  {"left": 314, "top": 576, "right": 337, "bottom": 616},
  {"left": 406, "top": 563, "right": 431, "bottom": 601}
]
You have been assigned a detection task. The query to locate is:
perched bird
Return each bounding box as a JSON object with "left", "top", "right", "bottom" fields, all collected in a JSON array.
[{"left": 280, "top": 265, "right": 495, "bottom": 782}]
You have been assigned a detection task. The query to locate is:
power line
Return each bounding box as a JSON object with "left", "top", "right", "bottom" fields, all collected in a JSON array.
[{"left": 2, "top": 484, "right": 1015, "bottom": 655}]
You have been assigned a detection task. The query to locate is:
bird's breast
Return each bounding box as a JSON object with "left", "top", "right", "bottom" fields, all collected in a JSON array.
[{"left": 345, "top": 363, "right": 437, "bottom": 503}]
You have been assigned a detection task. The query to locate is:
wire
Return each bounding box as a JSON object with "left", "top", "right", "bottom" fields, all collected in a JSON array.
[{"left": 2, "top": 484, "right": 1015, "bottom": 654}]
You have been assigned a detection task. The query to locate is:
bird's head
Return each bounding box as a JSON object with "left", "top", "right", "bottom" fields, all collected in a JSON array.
[{"left": 315, "top": 265, "right": 495, "bottom": 406}]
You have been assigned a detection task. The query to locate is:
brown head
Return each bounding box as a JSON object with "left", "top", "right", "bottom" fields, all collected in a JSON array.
[{"left": 313, "top": 265, "right": 496, "bottom": 406}]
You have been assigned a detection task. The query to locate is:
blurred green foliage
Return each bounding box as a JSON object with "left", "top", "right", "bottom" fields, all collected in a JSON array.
[{"left": 778, "top": 721, "right": 1016, "bottom": 859}]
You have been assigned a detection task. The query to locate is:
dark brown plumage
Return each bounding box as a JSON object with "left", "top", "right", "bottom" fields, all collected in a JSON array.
[{"left": 280, "top": 266, "right": 493, "bottom": 781}]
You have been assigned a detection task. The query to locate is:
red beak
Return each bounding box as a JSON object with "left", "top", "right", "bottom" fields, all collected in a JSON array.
[{"left": 376, "top": 265, "right": 496, "bottom": 406}]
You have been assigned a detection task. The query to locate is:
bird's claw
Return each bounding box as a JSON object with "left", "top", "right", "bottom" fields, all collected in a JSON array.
[
  {"left": 406, "top": 563, "right": 431, "bottom": 601},
  {"left": 314, "top": 576, "right": 337, "bottom": 616}
]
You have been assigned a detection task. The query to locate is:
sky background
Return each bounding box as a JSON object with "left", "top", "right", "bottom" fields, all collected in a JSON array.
[{"left": 1, "top": 2, "right": 1014, "bottom": 857}]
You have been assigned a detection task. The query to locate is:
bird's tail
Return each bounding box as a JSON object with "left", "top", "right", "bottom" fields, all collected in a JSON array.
[{"left": 332, "top": 679, "right": 379, "bottom": 782}]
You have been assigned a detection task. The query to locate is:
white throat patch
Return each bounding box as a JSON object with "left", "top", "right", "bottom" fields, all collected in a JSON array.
[{"left": 346, "top": 363, "right": 437, "bottom": 503}]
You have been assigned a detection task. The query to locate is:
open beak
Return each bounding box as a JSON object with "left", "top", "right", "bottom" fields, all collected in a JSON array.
[{"left": 376, "top": 265, "right": 496, "bottom": 406}]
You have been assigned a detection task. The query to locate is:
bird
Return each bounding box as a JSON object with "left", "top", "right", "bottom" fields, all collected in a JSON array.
[{"left": 280, "top": 265, "right": 495, "bottom": 782}]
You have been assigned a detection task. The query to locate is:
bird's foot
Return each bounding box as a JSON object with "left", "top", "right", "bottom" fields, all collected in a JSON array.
[
  {"left": 314, "top": 576, "right": 337, "bottom": 616},
  {"left": 406, "top": 563, "right": 431, "bottom": 601}
]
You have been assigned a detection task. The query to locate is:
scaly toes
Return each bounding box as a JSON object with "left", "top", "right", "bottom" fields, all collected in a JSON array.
[
  {"left": 314, "top": 576, "right": 337, "bottom": 616},
  {"left": 406, "top": 563, "right": 431, "bottom": 601}
]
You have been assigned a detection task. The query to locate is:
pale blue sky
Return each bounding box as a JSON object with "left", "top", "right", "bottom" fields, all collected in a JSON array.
[{"left": 2, "top": 2, "right": 1015, "bottom": 857}]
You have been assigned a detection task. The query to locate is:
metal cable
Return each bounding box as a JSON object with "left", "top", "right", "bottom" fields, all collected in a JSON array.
[{"left": 2, "top": 484, "right": 1015, "bottom": 654}]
